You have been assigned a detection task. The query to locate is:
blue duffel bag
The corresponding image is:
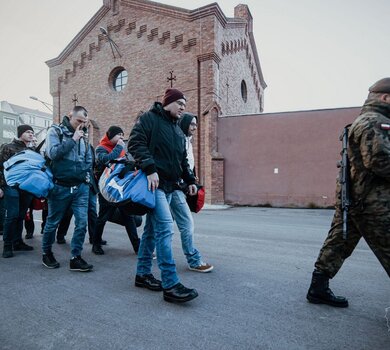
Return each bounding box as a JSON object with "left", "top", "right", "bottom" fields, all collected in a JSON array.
[
  {"left": 98, "top": 159, "right": 155, "bottom": 215},
  {"left": 3, "top": 149, "right": 54, "bottom": 198}
]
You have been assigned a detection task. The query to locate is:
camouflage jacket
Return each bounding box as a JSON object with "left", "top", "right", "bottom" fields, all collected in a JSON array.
[
  {"left": 347, "top": 99, "right": 390, "bottom": 213},
  {"left": 0, "top": 139, "right": 30, "bottom": 189}
]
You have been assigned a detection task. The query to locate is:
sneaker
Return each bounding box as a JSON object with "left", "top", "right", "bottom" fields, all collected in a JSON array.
[
  {"left": 92, "top": 245, "right": 105, "bottom": 255},
  {"left": 42, "top": 252, "right": 60, "bottom": 269},
  {"left": 13, "top": 241, "right": 34, "bottom": 251},
  {"left": 189, "top": 262, "right": 214, "bottom": 273},
  {"left": 69, "top": 256, "right": 93, "bottom": 272},
  {"left": 2, "top": 244, "right": 13, "bottom": 258}
]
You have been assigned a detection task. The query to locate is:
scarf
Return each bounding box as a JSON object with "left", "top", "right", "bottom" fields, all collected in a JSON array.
[{"left": 98, "top": 134, "right": 126, "bottom": 157}]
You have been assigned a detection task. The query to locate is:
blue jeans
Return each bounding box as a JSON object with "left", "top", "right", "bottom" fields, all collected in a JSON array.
[
  {"left": 2, "top": 186, "right": 33, "bottom": 245},
  {"left": 170, "top": 190, "right": 202, "bottom": 268},
  {"left": 42, "top": 183, "right": 89, "bottom": 257},
  {"left": 137, "top": 189, "right": 179, "bottom": 289}
]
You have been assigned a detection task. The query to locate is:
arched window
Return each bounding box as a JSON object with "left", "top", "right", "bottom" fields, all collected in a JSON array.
[
  {"left": 110, "top": 67, "right": 128, "bottom": 91},
  {"left": 241, "top": 80, "right": 248, "bottom": 103}
]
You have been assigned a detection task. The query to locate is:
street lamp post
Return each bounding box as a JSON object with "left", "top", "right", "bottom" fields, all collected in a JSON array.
[{"left": 29, "top": 96, "right": 53, "bottom": 113}]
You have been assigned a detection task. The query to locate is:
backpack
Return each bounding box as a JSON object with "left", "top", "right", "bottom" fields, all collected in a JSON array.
[
  {"left": 36, "top": 125, "right": 63, "bottom": 156},
  {"left": 3, "top": 149, "right": 54, "bottom": 198},
  {"left": 98, "top": 158, "right": 155, "bottom": 215}
]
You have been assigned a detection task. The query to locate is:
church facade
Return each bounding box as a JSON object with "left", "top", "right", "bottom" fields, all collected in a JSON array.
[{"left": 46, "top": 0, "right": 266, "bottom": 204}]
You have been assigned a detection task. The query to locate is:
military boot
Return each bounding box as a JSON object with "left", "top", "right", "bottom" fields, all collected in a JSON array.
[{"left": 306, "top": 270, "right": 348, "bottom": 307}]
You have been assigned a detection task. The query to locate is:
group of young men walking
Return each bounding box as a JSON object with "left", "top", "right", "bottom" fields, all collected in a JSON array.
[{"left": 0, "top": 88, "right": 213, "bottom": 303}]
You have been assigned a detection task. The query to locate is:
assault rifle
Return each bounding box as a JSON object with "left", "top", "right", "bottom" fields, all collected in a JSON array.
[{"left": 339, "top": 125, "right": 351, "bottom": 240}]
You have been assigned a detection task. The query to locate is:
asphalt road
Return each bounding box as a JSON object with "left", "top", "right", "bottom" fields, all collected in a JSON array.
[{"left": 0, "top": 207, "right": 389, "bottom": 350}]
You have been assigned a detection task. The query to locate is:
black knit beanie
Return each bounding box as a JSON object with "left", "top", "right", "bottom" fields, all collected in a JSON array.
[
  {"left": 106, "top": 126, "right": 124, "bottom": 140},
  {"left": 17, "top": 124, "right": 34, "bottom": 138}
]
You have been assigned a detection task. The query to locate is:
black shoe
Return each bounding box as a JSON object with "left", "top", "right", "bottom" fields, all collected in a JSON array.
[
  {"left": 163, "top": 283, "right": 199, "bottom": 303},
  {"left": 70, "top": 256, "right": 93, "bottom": 272},
  {"left": 25, "top": 232, "right": 34, "bottom": 239},
  {"left": 306, "top": 270, "right": 348, "bottom": 308},
  {"left": 92, "top": 245, "right": 105, "bottom": 255},
  {"left": 2, "top": 244, "right": 13, "bottom": 258},
  {"left": 42, "top": 252, "right": 60, "bottom": 269},
  {"left": 13, "top": 241, "right": 34, "bottom": 251},
  {"left": 135, "top": 274, "right": 163, "bottom": 291},
  {"left": 57, "top": 237, "right": 66, "bottom": 244}
]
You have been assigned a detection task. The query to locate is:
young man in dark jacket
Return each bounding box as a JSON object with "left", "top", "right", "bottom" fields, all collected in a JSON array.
[
  {"left": 0, "top": 125, "right": 35, "bottom": 258},
  {"left": 128, "top": 88, "right": 199, "bottom": 303},
  {"left": 92, "top": 125, "right": 140, "bottom": 255},
  {"left": 41, "top": 106, "right": 93, "bottom": 272}
]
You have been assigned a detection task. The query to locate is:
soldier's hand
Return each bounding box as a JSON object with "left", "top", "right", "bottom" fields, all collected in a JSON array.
[
  {"left": 147, "top": 172, "right": 159, "bottom": 192},
  {"left": 0, "top": 188, "right": 3, "bottom": 199},
  {"left": 188, "top": 184, "right": 198, "bottom": 196},
  {"left": 72, "top": 124, "right": 85, "bottom": 141}
]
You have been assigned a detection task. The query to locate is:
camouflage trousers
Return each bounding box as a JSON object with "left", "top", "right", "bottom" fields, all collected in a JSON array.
[{"left": 314, "top": 206, "right": 390, "bottom": 278}]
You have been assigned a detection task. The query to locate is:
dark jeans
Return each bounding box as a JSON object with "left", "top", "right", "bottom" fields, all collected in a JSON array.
[
  {"left": 94, "top": 194, "right": 139, "bottom": 250},
  {"left": 0, "top": 198, "right": 4, "bottom": 234},
  {"left": 2, "top": 186, "right": 33, "bottom": 245}
]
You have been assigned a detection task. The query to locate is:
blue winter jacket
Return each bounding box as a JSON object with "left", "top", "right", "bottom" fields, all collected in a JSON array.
[{"left": 46, "top": 116, "right": 92, "bottom": 186}]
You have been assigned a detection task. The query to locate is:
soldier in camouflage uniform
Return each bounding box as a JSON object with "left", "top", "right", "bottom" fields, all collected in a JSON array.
[{"left": 307, "top": 78, "right": 390, "bottom": 307}]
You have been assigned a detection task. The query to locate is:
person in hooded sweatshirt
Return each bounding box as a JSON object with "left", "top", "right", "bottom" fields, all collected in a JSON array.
[
  {"left": 92, "top": 125, "right": 140, "bottom": 255},
  {"left": 170, "top": 113, "right": 213, "bottom": 272}
]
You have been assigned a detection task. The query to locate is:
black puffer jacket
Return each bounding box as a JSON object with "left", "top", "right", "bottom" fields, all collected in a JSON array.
[{"left": 128, "top": 102, "right": 195, "bottom": 192}]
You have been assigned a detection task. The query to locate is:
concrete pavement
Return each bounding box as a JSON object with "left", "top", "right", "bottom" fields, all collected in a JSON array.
[{"left": 0, "top": 207, "right": 389, "bottom": 349}]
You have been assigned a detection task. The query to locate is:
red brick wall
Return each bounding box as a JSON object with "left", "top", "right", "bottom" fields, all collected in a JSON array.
[{"left": 218, "top": 107, "right": 361, "bottom": 207}]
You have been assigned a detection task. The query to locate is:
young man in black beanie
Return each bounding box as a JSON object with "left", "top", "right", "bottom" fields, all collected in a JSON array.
[
  {"left": 0, "top": 125, "right": 35, "bottom": 258},
  {"left": 128, "top": 88, "right": 199, "bottom": 303},
  {"left": 92, "top": 125, "right": 140, "bottom": 255}
]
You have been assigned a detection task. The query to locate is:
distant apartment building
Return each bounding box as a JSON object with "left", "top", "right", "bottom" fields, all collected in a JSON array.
[{"left": 0, "top": 101, "right": 53, "bottom": 145}]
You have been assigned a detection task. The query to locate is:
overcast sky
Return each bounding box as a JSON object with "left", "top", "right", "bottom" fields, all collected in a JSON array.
[{"left": 0, "top": 0, "right": 389, "bottom": 113}]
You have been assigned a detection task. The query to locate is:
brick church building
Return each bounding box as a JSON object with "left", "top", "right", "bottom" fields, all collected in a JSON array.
[
  {"left": 47, "top": 0, "right": 361, "bottom": 208},
  {"left": 46, "top": 0, "right": 266, "bottom": 204}
]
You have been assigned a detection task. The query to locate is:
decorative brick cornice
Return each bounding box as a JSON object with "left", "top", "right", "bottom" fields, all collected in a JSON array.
[
  {"left": 122, "top": 0, "right": 228, "bottom": 27},
  {"left": 197, "top": 52, "right": 221, "bottom": 65},
  {"left": 55, "top": 17, "right": 199, "bottom": 86}
]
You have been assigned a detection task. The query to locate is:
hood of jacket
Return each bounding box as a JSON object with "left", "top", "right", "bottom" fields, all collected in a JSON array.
[{"left": 179, "top": 113, "right": 197, "bottom": 136}]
